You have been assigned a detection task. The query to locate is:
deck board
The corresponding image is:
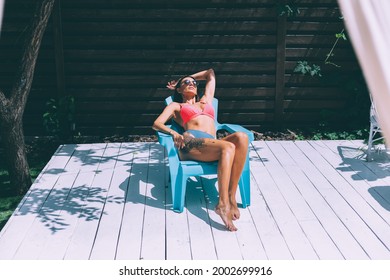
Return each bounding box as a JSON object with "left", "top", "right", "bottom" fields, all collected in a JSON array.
[
  {"left": 264, "top": 141, "right": 344, "bottom": 260},
  {"left": 140, "top": 143, "right": 167, "bottom": 260},
  {"left": 184, "top": 177, "right": 217, "bottom": 260},
  {"left": 295, "top": 141, "right": 390, "bottom": 259},
  {"left": 115, "top": 143, "right": 150, "bottom": 260},
  {"left": 280, "top": 141, "right": 372, "bottom": 259},
  {"left": 200, "top": 175, "right": 243, "bottom": 260},
  {"left": 252, "top": 141, "right": 319, "bottom": 260},
  {"left": 0, "top": 140, "right": 389, "bottom": 260},
  {"left": 0, "top": 144, "right": 76, "bottom": 259},
  {"left": 89, "top": 143, "right": 132, "bottom": 260}
]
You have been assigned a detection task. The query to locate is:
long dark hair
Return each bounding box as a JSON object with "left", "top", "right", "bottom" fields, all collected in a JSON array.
[{"left": 173, "top": 75, "right": 199, "bottom": 103}]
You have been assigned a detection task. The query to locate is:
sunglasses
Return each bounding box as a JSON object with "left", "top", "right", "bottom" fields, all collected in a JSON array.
[{"left": 181, "top": 79, "right": 198, "bottom": 87}]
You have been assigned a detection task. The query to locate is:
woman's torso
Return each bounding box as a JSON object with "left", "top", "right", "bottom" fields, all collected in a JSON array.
[{"left": 175, "top": 101, "right": 216, "bottom": 137}]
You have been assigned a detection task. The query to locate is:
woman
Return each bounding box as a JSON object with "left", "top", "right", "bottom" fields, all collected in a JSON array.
[{"left": 152, "top": 69, "right": 248, "bottom": 231}]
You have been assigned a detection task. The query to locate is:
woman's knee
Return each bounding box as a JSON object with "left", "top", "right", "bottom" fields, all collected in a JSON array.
[
  {"left": 221, "top": 141, "right": 236, "bottom": 158},
  {"left": 233, "top": 132, "right": 249, "bottom": 147}
]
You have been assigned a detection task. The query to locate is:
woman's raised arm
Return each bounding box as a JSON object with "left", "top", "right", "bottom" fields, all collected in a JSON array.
[{"left": 191, "top": 68, "right": 216, "bottom": 103}]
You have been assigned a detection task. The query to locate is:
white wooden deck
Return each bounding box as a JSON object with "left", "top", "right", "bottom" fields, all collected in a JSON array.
[{"left": 0, "top": 140, "right": 389, "bottom": 260}]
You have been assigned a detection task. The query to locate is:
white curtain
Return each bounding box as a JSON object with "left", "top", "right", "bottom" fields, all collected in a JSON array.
[
  {"left": 338, "top": 0, "right": 390, "bottom": 143},
  {"left": 0, "top": 0, "right": 4, "bottom": 35}
]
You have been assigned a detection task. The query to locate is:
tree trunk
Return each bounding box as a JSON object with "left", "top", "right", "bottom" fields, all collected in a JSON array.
[
  {"left": 0, "top": 0, "right": 56, "bottom": 194},
  {"left": 0, "top": 114, "right": 31, "bottom": 195}
]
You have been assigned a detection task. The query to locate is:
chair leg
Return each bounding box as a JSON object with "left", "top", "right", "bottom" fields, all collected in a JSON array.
[
  {"left": 172, "top": 168, "right": 188, "bottom": 213},
  {"left": 238, "top": 157, "right": 251, "bottom": 208}
]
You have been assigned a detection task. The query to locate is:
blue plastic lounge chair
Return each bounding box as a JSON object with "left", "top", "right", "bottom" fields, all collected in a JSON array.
[{"left": 156, "top": 96, "right": 254, "bottom": 212}]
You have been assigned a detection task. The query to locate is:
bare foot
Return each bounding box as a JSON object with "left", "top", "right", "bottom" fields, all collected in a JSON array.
[
  {"left": 231, "top": 204, "right": 240, "bottom": 220},
  {"left": 230, "top": 198, "right": 240, "bottom": 220},
  {"left": 215, "top": 205, "right": 237, "bottom": 231}
]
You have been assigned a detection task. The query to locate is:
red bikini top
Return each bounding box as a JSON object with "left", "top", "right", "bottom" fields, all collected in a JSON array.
[{"left": 180, "top": 102, "right": 215, "bottom": 125}]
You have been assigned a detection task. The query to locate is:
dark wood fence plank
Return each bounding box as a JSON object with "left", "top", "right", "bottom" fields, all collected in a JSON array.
[{"left": 0, "top": 0, "right": 366, "bottom": 136}]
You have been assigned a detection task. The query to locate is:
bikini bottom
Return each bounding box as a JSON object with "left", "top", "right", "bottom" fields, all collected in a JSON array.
[{"left": 185, "top": 129, "right": 215, "bottom": 139}]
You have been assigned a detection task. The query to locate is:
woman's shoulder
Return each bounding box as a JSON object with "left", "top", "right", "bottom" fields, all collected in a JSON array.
[{"left": 167, "top": 101, "right": 182, "bottom": 110}]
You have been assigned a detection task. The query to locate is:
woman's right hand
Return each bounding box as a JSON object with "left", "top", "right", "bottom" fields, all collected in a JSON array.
[
  {"left": 166, "top": 80, "right": 177, "bottom": 90},
  {"left": 171, "top": 131, "right": 185, "bottom": 149}
]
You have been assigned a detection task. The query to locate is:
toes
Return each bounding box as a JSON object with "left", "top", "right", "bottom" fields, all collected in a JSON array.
[
  {"left": 227, "top": 223, "right": 238, "bottom": 232},
  {"left": 215, "top": 206, "right": 238, "bottom": 231}
]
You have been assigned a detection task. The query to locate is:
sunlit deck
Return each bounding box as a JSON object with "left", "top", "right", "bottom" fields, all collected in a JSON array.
[{"left": 0, "top": 140, "right": 389, "bottom": 260}]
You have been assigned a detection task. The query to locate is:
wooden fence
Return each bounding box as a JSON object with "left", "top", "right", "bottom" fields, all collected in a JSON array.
[{"left": 0, "top": 0, "right": 367, "bottom": 136}]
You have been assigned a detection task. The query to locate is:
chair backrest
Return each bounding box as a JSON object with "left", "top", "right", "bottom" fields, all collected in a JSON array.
[{"left": 164, "top": 96, "right": 220, "bottom": 131}]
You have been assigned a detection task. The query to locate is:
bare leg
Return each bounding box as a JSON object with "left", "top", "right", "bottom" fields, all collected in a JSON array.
[
  {"left": 214, "top": 141, "right": 236, "bottom": 231},
  {"left": 222, "top": 132, "right": 249, "bottom": 220},
  {"left": 179, "top": 136, "right": 237, "bottom": 231}
]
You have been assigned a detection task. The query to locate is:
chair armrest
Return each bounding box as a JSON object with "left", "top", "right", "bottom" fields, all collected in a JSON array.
[
  {"left": 156, "top": 129, "right": 181, "bottom": 165},
  {"left": 157, "top": 130, "right": 174, "bottom": 150},
  {"left": 217, "top": 123, "right": 255, "bottom": 142}
]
